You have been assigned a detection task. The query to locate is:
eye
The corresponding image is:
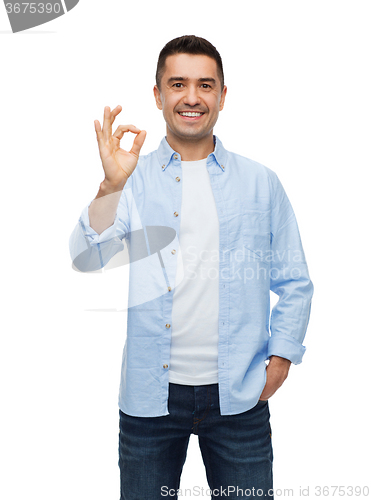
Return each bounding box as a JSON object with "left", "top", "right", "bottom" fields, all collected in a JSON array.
[
  {"left": 201, "top": 84, "right": 211, "bottom": 89},
  {"left": 173, "top": 83, "right": 184, "bottom": 88}
]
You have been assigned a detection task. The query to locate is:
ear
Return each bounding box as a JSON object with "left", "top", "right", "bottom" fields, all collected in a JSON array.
[
  {"left": 219, "top": 85, "right": 227, "bottom": 111},
  {"left": 153, "top": 85, "right": 163, "bottom": 110}
]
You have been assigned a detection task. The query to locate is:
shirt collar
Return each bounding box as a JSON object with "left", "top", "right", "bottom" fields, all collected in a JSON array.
[{"left": 156, "top": 135, "right": 227, "bottom": 173}]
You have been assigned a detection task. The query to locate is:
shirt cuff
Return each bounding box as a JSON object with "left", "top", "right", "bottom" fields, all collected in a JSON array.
[{"left": 267, "top": 332, "right": 306, "bottom": 365}]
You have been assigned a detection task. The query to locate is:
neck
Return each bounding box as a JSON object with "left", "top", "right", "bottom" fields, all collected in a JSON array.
[{"left": 165, "top": 130, "right": 215, "bottom": 161}]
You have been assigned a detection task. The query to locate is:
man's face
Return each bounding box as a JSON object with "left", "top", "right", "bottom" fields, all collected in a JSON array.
[{"left": 154, "top": 53, "right": 227, "bottom": 144}]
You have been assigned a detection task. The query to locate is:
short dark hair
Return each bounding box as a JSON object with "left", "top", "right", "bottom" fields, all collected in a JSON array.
[{"left": 156, "top": 35, "right": 224, "bottom": 91}]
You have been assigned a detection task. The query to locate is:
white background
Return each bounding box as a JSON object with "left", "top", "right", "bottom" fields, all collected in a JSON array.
[{"left": 1, "top": 1, "right": 370, "bottom": 499}]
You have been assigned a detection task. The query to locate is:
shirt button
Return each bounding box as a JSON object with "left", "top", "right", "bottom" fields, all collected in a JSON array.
[
  {"left": 174, "top": 154, "right": 179, "bottom": 160},
  {"left": 168, "top": 286, "right": 172, "bottom": 292},
  {"left": 163, "top": 364, "right": 168, "bottom": 369},
  {"left": 171, "top": 249, "right": 176, "bottom": 254},
  {"left": 175, "top": 176, "right": 180, "bottom": 182},
  {"left": 165, "top": 323, "right": 171, "bottom": 328},
  {"left": 162, "top": 164, "right": 165, "bottom": 169},
  {"left": 221, "top": 165, "right": 225, "bottom": 170},
  {"left": 174, "top": 211, "right": 179, "bottom": 217}
]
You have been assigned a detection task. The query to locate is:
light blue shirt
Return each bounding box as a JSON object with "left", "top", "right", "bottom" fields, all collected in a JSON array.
[{"left": 69, "top": 136, "right": 314, "bottom": 417}]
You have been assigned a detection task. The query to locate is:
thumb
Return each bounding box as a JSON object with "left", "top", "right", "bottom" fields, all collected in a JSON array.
[{"left": 130, "top": 130, "right": 147, "bottom": 158}]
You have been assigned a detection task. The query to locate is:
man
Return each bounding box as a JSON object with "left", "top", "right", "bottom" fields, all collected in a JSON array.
[{"left": 69, "top": 36, "right": 313, "bottom": 499}]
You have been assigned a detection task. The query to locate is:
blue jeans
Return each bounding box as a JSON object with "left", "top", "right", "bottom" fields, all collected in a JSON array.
[{"left": 118, "top": 383, "right": 273, "bottom": 499}]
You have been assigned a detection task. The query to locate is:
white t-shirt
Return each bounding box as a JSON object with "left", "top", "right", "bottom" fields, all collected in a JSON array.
[{"left": 168, "top": 158, "right": 219, "bottom": 385}]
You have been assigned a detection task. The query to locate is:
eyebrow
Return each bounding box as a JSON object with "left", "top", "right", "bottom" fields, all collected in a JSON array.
[{"left": 167, "top": 77, "right": 217, "bottom": 85}]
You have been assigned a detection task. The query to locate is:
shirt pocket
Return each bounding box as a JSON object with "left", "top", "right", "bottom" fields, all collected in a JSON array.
[{"left": 243, "top": 202, "right": 271, "bottom": 261}]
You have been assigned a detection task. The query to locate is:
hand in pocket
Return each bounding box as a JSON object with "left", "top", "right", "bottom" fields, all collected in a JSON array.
[{"left": 259, "top": 356, "right": 291, "bottom": 400}]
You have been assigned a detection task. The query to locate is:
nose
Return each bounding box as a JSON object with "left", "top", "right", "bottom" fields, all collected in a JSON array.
[{"left": 183, "top": 85, "right": 201, "bottom": 107}]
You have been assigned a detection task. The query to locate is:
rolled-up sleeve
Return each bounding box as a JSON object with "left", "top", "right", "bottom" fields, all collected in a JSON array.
[
  {"left": 266, "top": 169, "right": 314, "bottom": 364},
  {"left": 69, "top": 188, "right": 130, "bottom": 273}
]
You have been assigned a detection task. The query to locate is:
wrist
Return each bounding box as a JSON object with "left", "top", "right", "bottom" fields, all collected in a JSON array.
[
  {"left": 97, "top": 178, "right": 126, "bottom": 198},
  {"left": 268, "top": 355, "right": 291, "bottom": 369}
]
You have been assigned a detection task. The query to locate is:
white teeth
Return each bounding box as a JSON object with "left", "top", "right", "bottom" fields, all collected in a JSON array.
[{"left": 179, "top": 112, "right": 203, "bottom": 117}]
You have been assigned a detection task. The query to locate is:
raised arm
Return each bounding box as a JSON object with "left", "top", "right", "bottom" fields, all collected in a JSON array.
[
  {"left": 89, "top": 105, "right": 146, "bottom": 234},
  {"left": 69, "top": 105, "right": 146, "bottom": 272}
]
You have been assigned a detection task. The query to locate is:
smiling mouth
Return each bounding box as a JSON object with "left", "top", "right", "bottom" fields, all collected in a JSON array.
[{"left": 178, "top": 111, "right": 205, "bottom": 117}]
